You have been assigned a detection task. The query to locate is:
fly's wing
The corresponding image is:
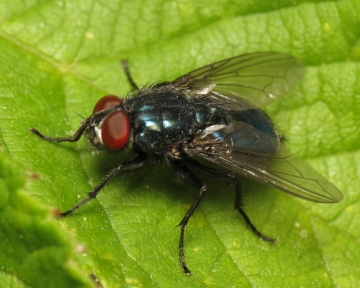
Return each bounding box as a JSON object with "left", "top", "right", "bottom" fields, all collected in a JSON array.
[
  {"left": 188, "top": 122, "right": 343, "bottom": 203},
  {"left": 172, "top": 52, "right": 305, "bottom": 108},
  {"left": 173, "top": 52, "right": 342, "bottom": 202}
]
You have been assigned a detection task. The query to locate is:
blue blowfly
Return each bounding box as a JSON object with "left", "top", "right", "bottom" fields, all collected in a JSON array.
[{"left": 30, "top": 52, "right": 343, "bottom": 274}]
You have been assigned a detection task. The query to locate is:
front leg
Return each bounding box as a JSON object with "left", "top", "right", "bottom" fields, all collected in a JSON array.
[
  {"left": 60, "top": 153, "right": 147, "bottom": 217},
  {"left": 30, "top": 118, "right": 90, "bottom": 143}
]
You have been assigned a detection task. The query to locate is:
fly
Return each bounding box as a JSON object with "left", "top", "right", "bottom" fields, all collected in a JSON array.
[{"left": 30, "top": 52, "right": 343, "bottom": 275}]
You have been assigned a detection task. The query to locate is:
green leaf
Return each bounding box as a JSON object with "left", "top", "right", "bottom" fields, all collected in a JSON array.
[
  {"left": 0, "top": 153, "right": 92, "bottom": 287},
  {"left": 1, "top": 0, "right": 359, "bottom": 287}
]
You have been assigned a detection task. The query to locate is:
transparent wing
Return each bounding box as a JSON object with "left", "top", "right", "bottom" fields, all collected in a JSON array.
[
  {"left": 172, "top": 52, "right": 305, "bottom": 107},
  {"left": 188, "top": 122, "right": 343, "bottom": 203}
]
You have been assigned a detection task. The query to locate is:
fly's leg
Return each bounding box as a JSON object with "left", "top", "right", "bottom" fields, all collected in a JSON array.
[
  {"left": 61, "top": 154, "right": 147, "bottom": 217},
  {"left": 121, "top": 61, "right": 172, "bottom": 90},
  {"left": 29, "top": 118, "right": 90, "bottom": 142},
  {"left": 121, "top": 60, "right": 139, "bottom": 90},
  {"left": 187, "top": 159, "right": 275, "bottom": 243},
  {"left": 235, "top": 179, "right": 276, "bottom": 243},
  {"left": 172, "top": 161, "right": 207, "bottom": 275}
]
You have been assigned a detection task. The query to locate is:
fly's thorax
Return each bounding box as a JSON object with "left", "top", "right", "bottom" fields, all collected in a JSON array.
[{"left": 126, "top": 90, "right": 201, "bottom": 154}]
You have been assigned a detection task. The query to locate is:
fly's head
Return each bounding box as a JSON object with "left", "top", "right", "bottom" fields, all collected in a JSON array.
[{"left": 85, "top": 95, "right": 131, "bottom": 151}]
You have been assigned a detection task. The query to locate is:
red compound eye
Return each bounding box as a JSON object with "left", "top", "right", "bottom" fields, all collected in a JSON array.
[
  {"left": 101, "top": 110, "right": 130, "bottom": 150},
  {"left": 93, "top": 95, "right": 122, "bottom": 113}
]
